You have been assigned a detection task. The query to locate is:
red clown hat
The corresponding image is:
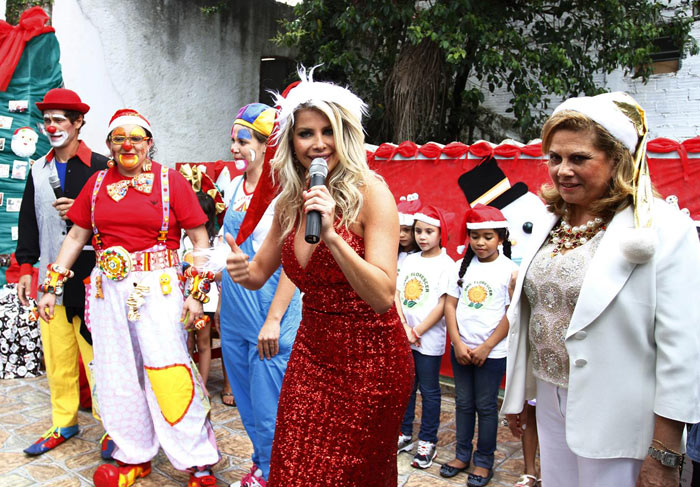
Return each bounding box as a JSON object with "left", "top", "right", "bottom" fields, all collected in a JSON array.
[
  {"left": 414, "top": 204, "right": 449, "bottom": 248},
  {"left": 36, "top": 88, "right": 90, "bottom": 114}
]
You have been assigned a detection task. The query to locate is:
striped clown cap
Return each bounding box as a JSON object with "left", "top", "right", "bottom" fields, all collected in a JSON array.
[
  {"left": 108, "top": 109, "right": 152, "bottom": 135},
  {"left": 233, "top": 103, "right": 276, "bottom": 138},
  {"left": 414, "top": 204, "right": 449, "bottom": 248}
]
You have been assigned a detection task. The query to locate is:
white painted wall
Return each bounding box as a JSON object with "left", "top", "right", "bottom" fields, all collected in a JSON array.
[
  {"left": 480, "top": 21, "right": 700, "bottom": 142},
  {"left": 0, "top": 1, "right": 6, "bottom": 20},
  {"left": 52, "top": 0, "right": 292, "bottom": 164}
]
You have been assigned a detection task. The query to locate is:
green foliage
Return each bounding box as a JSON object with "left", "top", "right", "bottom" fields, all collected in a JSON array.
[
  {"left": 200, "top": 1, "right": 229, "bottom": 15},
  {"left": 5, "top": 0, "right": 52, "bottom": 25},
  {"left": 276, "top": 0, "right": 699, "bottom": 144}
]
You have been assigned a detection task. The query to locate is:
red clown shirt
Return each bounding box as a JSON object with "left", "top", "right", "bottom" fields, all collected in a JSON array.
[{"left": 68, "top": 162, "right": 206, "bottom": 252}]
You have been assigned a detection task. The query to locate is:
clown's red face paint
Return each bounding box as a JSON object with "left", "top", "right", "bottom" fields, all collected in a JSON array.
[{"left": 109, "top": 125, "right": 151, "bottom": 171}]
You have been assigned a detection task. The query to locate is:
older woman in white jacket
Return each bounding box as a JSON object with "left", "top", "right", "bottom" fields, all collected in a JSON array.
[{"left": 501, "top": 92, "right": 700, "bottom": 487}]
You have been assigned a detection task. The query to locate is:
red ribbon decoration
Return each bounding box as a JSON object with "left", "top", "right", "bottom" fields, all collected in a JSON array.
[{"left": 0, "top": 7, "right": 55, "bottom": 91}]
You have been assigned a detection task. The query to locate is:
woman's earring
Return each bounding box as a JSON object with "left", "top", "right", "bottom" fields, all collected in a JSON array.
[{"left": 107, "top": 159, "right": 115, "bottom": 168}]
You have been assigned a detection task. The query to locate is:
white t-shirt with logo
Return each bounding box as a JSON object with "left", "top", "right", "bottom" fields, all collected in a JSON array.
[
  {"left": 397, "top": 249, "right": 454, "bottom": 356},
  {"left": 447, "top": 253, "right": 517, "bottom": 359},
  {"left": 397, "top": 250, "right": 418, "bottom": 283}
]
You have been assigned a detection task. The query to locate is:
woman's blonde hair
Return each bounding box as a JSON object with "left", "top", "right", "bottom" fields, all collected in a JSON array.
[
  {"left": 540, "top": 110, "right": 640, "bottom": 221},
  {"left": 272, "top": 99, "right": 376, "bottom": 239}
]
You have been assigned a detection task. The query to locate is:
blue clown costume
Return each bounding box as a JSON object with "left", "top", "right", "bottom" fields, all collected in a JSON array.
[{"left": 219, "top": 104, "right": 302, "bottom": 483}]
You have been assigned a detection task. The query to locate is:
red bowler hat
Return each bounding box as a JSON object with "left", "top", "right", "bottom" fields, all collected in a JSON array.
[{"left": 36, "top": 88, "right": 90, "bottom": 114}]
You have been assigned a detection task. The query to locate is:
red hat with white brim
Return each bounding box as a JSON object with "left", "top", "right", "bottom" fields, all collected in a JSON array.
[
  {"left": 414, "top": 204, "right": 449, "bottom": 247},
  {"left": 108, "top": 109, "right": 152, "bottom": 134},
  {"left": 466, "top": 204, "right": 508, "bottom": 230},
  {"left": 397, "top": 193, "right": 421, "bottom": 226}
]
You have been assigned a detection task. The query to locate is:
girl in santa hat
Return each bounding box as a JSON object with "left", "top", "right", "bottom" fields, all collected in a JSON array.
[
  {"left": 395, "top": 204, "right": 455, "bottom": 470},
  {"left": 397, "top": 195, "right": 421, "bottom": 275},
  {"left": 440, "top": 204, "right": 517, "bottom": 487}
]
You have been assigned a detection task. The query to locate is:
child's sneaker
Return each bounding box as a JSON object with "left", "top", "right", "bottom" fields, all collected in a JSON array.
[
  {"left": 230, "top": 464, "right": 267, "bottom": 487},
  {"left": 397, "top": 433, "right": 413, "bottom": 452},
  {"left": 411, "top": 440, "right": 437, "bottom": 469}
]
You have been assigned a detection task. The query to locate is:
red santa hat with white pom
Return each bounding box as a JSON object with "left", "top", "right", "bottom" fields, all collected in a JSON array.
[
  {"left": 107, "top": 109, "right": 152, "bottom": 135},
  {"left": 465, "top": 204, "right": 508, "bottom": 230},
  {"left": 397, "top": 193, "right": 421, "bottom": 226},
  {"left": 456, "top": 204, "right": 509, "bottom": 254},
  {"left": 414, "top": 204, "right": 450, "bottom": 248}
]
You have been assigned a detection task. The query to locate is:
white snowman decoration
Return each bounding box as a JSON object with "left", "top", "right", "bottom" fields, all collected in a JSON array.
[
  {"left": 11, "top": 126, "right": 38, "bottom": 158},
  {"left": 458, "top": 156, "right": 549, "bottom": 265}
]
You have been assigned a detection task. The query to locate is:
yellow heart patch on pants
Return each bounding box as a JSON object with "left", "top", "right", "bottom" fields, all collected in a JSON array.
[{"left": 144, "top": 363, "right": 194, "bottom": 426}]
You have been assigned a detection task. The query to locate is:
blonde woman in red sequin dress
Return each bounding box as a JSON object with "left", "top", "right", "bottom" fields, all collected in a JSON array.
[{"left": 225, "top": 69, "right": 414, "bottom": 486}]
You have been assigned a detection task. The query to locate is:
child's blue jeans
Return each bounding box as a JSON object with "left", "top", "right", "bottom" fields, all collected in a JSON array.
[
  {"left": 401, "top": 349, "right": 442, "bottom": 443},
  {"left": 450, "top": 347, "right": 506, "bottom": 470}
]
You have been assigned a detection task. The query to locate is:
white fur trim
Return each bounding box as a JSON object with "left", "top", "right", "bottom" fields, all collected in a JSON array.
[
  {"left": 620, "top": 227, "right": 657, "bottom": 263},
  {"left": 273, "top": 66, "right": 367, "bottom": 139},
  {"left": 399, "top": 213, "right": 414, "bottom": 226},
  {"left": 413, "top": 213, "right": 440, "bottom": 227},
  {"left": 467, "top": 221, "right": 508, "bottom": 230},
  {"left": 553, "top": 92, "right": 638, "bottom": 154},
  {"left": 108, "top": 115, "right": 151, "bottom": 134}
]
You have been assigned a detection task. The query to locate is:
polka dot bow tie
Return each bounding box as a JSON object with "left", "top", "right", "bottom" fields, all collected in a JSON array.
[{"left": 106, "top": 172, "right": 154, "bottom": 202}]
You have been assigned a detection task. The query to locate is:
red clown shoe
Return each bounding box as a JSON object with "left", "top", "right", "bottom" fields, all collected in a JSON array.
[
  {"left": 93, "top": 461, "right": 151, "bottom": 487},
  {"left": 187, "top": 472, "right": 217, "bottom": 486}
]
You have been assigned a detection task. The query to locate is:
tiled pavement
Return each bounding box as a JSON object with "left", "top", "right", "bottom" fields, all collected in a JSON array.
[{"left": 0, "top": 352, "right": 604, "bottom": 487}]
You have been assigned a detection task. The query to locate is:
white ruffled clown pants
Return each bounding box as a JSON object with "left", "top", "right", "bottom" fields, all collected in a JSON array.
[{"left": 86, "top": 266, "right": 220, "bottom": 470}]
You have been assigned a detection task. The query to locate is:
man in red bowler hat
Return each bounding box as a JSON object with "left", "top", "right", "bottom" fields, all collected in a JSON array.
[{"left": 16, "top": 88, "right": 113, "bottom": 457}]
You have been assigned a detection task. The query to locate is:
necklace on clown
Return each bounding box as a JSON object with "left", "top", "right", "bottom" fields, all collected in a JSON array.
[{"left": 550, "top": 215, "right": 606, "bottom": 257}]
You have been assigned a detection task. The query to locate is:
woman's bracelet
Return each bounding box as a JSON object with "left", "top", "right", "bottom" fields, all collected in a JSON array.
[
  {"left": 185, "top": 267, "right": 216, "bottom": 304},
  {"left": 38, "top": 263, "right": 74, "bottom": 296},
  {"left": 411, "top": 327, "right": 421, "bottom": 339}
]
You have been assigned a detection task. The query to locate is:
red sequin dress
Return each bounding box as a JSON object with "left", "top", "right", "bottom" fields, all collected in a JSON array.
[{"left": 268, "top": 225, "right": 414, "bottom": 486}]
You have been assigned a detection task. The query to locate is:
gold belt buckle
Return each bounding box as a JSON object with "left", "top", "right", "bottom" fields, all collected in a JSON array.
[{"left": 98, "top": 246, "right": 133, "bottom": 281}]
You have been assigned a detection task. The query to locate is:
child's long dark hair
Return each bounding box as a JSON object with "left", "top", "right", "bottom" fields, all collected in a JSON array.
[
  {"left": 457, "top": 228, "right": 511, "bottom": 287},
  {"left": 399, "top": 224, "right": 420, "bottom": 254},
  {"left": 196, "top": 191, "right": 217, "bottom": 244}
]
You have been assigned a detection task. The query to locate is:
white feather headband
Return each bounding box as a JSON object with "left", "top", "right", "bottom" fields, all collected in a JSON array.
[{"left": 273, "top": 66, "right": 367, "bottom": 138}]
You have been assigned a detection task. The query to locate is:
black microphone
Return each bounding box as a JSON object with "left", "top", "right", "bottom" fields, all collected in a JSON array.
[
  {"left": 305, "top": 158, "right": 329, "bottom": 244},
  {"left": 48, "top": 171, "right": 73, "bottom": 231},
  {"left": 48, "top": 172, "right": 63, "bottom": 199}
]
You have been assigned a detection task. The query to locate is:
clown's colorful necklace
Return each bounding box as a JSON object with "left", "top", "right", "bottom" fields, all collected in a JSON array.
[{"left": 550, "top": 216, "right": 606, "bottom": 257}]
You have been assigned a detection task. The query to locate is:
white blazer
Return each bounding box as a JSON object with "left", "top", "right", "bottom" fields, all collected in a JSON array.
[{"left": 501, "top": 200, "right": 700, "bottom": 459}]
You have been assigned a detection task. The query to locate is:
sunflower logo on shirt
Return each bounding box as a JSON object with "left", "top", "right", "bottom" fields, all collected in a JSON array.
[
  {"left": 402, "top": 272, "right": 430, "bottom": 308},
  {"left": 463, "top": 280, "right": 493, "bottom": 309}
]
